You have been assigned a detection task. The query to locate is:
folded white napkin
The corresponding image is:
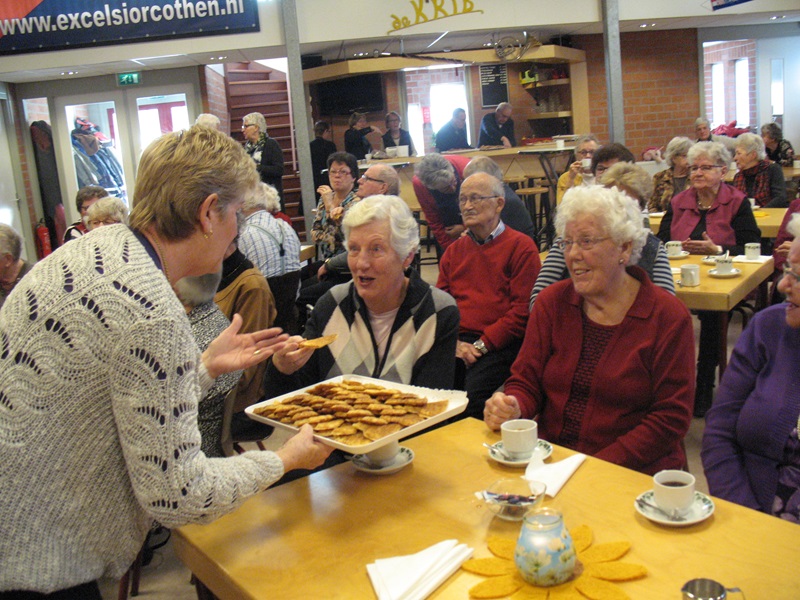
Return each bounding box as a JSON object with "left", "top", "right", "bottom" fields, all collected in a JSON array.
[
  {"left": 367, "top": 539, "right": 473, "bottom": 600},
  {"left": 648, "top": 211, "right": 666, "bottom": 218},
  {"left": 524, "top": 453, "right": 586, "bottom": 497},
  {"left": 732, "top": 255, "right": 770, "bottom": 263}
]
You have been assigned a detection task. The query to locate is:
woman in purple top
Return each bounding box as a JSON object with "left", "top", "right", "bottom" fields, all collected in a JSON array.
[{"left": 702, "top": 213, "right": 800, "bottom": 522}]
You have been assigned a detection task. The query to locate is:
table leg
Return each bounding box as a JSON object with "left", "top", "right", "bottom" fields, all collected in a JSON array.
[{"left": 717, "top": 312, "right": 730, "bottom": 377}]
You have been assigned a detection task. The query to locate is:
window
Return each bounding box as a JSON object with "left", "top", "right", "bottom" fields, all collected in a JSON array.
[
  {"left": 710, "top": 63, "right": 725, "bottom": 127},
  {"left": 734, "top": 58, "right": 749, "bottom": 127}
]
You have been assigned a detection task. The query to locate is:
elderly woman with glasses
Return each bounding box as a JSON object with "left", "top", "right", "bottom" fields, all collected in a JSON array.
[
  {"left": 732, "top": 132, "right": 788, "bottom": 208},
  {"left": 702, "top": 213, "right": 800, "bottom": 520},
  {"left": 485, "top": 186, "right": 694, "bottom": 475},
  {"left": 657, "top": 141, "right": 761, "bottom": 416},
  {"left": 648, "top": 136, "right": 693, "bottom": 212},
  {"left": 242, "top": 111, "right": 285, "bottom": 209},
  {"left": 86, "top": 196, "right": 128, "bottom": 230}
]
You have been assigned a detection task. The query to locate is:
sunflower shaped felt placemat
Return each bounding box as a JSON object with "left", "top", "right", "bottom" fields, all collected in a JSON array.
[{"left": 461, "top": 525, "right": 646, "bottom": 599}]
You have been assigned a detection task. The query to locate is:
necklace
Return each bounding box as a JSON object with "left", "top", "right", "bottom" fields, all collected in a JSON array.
[{"left": 151, "top": 235, "right": 171, "bottom": 284}]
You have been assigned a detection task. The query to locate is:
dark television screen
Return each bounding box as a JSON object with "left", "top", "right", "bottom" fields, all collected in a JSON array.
[{"left": 315, "top": 74, "right": 385, "bottom": 116}]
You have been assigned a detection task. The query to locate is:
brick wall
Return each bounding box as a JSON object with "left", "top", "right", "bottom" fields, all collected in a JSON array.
[
  {"left": 572, "top": 29, "right": 700, "bottom": 158},
  {"left": 200, "top": 66, "right": 230, "bottom": 133},
  {"left": 702, "top": 40, "right": 756, "bottom": 130}
]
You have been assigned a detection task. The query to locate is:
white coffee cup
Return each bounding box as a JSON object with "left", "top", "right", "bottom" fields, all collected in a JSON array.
[
  {"left": 653, "top": 469, "right": 695, "bottom": 517},
  {"left": 680, "top": 264, "right": 700, "bottom": 287},
  {"left": 501, "top": 419, "right": 538, "bottom": 459},
  {"left": 745, "top": 242, "right": 760, "bottom": 261},
  {"left": 748, "top": 197, "right": 756, "bottom": 209},
  {"left": 715, "top": 256, "right": 734, "bottom": 274},
  {"left": 666, "top": 241, "right": 683, "bottom": 257},
  {"left": 366, "top": 440, "right": 400, "bottom": 467},
  {"left": 364, "top": 153, "right": 372, "bottom": 161},
  {"left": 555, "top": 139, "right": 565, "bottom": 149},
  {"left": 581, "top": 158, "right": 592, "bottom": 171}
]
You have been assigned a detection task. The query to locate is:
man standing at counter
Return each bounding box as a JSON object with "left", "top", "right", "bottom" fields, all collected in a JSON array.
[
  {"left": 435, "top": 108, "right": 471, "bottom": 152},
  {"left": 478, "top": 103, "right": 515, "bottom": 148}
]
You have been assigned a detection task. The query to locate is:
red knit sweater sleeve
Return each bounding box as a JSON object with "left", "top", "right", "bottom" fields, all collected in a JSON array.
[{"left": 413, "top": 176, "right": 452, "bottom": 250}]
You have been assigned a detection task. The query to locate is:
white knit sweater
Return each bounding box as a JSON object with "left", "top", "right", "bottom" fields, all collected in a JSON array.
[{"left": 0, "top": 226, "right": 284, "bottom": 593}]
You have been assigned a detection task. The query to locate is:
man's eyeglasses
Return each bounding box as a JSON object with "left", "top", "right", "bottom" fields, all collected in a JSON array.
[
  {"left": 241, "top": 123, "right": 255, "bottom": 130},
  {"left": 689, "top": 165, "right": 723, "bottom": 173},
  {"left": 782, "top": 263, "right": 800, "bottom": 286},
  {"left": 577, "top": 149, "right": 594, "bottom": 157},
  {"left": 458, "top": 194, "right": 496, "bottom": 207},
  {"left": 359, "top": 174, "right": 385, "bottom": 184},
  {"left": 329, "top": 169, "right": 352, "bottom": 176},
  {"left": 554, "top": 236, "right": 610, "bottom": 252}
]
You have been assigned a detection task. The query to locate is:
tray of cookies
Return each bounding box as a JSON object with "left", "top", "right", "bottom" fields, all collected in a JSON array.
[{"left": 246, "top": 375, "right": 468, "bottom": 454}]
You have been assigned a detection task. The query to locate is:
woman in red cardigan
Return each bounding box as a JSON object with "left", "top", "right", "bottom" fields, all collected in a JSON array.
[{"left": 485, "top": 186, "right": 695, "bottom": 475}]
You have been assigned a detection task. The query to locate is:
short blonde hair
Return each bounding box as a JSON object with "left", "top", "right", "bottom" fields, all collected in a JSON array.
[
  {"left": 600, "top": 162, "right": 654, "bottom": 209},
  {"left": 129, "top": 126, "right": 259, "bottom": 241}
]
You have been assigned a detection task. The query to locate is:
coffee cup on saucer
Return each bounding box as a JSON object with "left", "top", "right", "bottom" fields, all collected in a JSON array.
[
  {"left": 745, "top": 242, "right": 760, "bottom": 261},
  {"left": 365, "top": 440, "right": 400, "bottom": 467},
  {"left": 501, "top": 419, "right": 537, "bottom": 460},
  {"left": 680, "top": 264, "right": 700, "bottom": 287},
  {"left": 653, "top": 469, "right": 695, "bottom": 517},
  {"left": 666, "top": 241, "right": 683, "bottom": 257},
  {"left": 715, "top": 256, "right": 734, "bottom": 275},
  {"left": 747, "top": 197, "right": 756, "bottom": 209}
]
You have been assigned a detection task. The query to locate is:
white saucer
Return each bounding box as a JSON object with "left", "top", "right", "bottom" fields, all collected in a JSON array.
[
  {"left": 708, "top": 268, "right": 741, "bottom": 278},
  {"left": 702, "top": 256, "right": 720, "bottom": 265},
  {"left": 487, "top": 440, "right": 553, "bottom": 467},
  {"left": 667, "top": 251, "right": 690, "bottom": 260},
  {"left": 634, "top": 490, "right": 715, "bottom": 527},
  {"left": 352, "top": 446, "right": 414, "bottom": 475}
]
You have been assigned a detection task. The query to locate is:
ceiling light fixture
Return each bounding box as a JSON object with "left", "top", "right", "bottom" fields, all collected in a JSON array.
[{"left": 769, "top": 15, "right": 786, "bottom": 20}]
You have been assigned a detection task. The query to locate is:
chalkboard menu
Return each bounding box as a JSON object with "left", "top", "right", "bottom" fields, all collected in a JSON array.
[{"left": 479, "top": 64, "right": 509, "bottom": 108}]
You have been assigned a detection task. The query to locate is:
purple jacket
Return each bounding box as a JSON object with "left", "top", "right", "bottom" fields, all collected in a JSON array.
[
  {"left": 668, "top": 184, "right": 746, "bottom": 246},
  {"left": 702, "top": 304, "right": 800, "bottom": 513}
]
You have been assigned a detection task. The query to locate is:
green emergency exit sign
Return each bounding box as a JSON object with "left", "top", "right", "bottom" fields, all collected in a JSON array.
[{"left": 116, "top": 72, "right": 141, "bottom": 87}]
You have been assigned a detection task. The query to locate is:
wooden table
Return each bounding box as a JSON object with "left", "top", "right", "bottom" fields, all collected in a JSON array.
[
  {"left": 173, "top": 419, "right": 799, "bottom": 600},
  {"left": 649, "top": 207, "right": 787, "bottom": 238},
  {"left": 671, "top": 253, "right": 773, "bottom": 374},
  {"left": 299, "top": 244, "right": 316, "bottom": 263}
]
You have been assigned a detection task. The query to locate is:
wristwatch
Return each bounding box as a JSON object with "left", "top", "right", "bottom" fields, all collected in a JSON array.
[{"left": 473, "top": 339, "right": 488, "bottom": 355}]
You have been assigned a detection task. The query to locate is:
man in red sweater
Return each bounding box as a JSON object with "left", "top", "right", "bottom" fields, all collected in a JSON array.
[{"left": 437, "top": 173, "right": 541, "bottom": 419}]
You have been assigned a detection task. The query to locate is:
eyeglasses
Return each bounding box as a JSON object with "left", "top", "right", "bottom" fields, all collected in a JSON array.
[
  {"left": 241, "top": 124, "right": 255, "bottom": 130},
  {"left": 458, "top": 194, "right": 496, "bottom": 207},
  {"left": 554, "top": 236, "right": 610, "bottom": 252},
  {"left": 329, "top": 169, "right": 352, "bottom": 177},
  {"left": 359, "top": 174, "right": 385, "bottom": 184},
  {"left": 577, "top": 149, "right": 594, "bottom": 157},
  {"left": 782, "top": 263, "right": 800, "bottom": 286},
  {"left": 89, "top": 219, "right": 120, "bottom": 227},
  {"left": 689, "top": 164, "right": 723, "bottom": 173}
]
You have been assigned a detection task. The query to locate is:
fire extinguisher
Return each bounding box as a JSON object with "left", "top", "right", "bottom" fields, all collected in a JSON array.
[{"left": 35, "top": 219, "right": 52, "bottom": 259}]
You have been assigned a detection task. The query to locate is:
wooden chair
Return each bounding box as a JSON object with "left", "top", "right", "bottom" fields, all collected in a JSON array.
[
  {"left": 516, "top": 185, "right": 552, "bottom": 248},
  {"left": 221, "top": 388, "right": 270, "bottom": 456}
]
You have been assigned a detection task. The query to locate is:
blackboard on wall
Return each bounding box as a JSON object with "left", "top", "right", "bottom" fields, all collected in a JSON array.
[{"left": 480, "top": 64, "right": 509, "bottom": 108}]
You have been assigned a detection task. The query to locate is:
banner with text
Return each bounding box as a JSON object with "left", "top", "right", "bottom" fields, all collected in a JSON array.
[
  {"left": 710, "top": 0, "right": 754, "bottom": 10},
  {"left": 0, "top": 0, "right": 259, "bottom": 55}
]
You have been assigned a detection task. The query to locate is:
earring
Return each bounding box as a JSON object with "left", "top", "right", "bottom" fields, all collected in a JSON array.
[
  {"left": 619, "top": 258, "right": 624, "bottom": 264},
  {"left": 203, "top": 229, "right": 213, "bottom": 240}
]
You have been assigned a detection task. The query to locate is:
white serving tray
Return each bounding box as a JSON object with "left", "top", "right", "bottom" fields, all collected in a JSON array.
[{"left": 246, "top": 375, "right": 468, "bottom": 454}]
